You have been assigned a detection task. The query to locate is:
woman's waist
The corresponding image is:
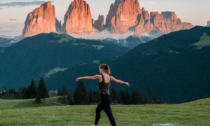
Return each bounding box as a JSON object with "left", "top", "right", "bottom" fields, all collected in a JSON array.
[
  {"left": 100, "top": 94, "right": 111, "bottom": 103},
  {"left": 100, "top": 94, "right": 110, "bottom": 97}
]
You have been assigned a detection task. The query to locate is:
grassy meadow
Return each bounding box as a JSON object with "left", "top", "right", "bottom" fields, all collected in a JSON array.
[{"left": 0, "top": 98, "right": 210, "bottom": 126}]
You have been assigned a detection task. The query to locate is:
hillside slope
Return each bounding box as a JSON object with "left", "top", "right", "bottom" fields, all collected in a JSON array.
[
  {"left": 0, "top": 33, "right": 130, "bottom": 89},
  {"left": 46, "top": 26, "right": 210, "bottom": 103}
]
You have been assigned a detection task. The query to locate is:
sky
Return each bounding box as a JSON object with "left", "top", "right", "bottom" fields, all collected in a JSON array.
[{"left": 0, "top": 0, "right": 209, "bottom": 37}]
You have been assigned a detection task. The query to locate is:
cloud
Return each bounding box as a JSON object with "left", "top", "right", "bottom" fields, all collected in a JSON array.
[
  {"left": 0, "top": 1, "right": 51, "bottom": 7},
  {"left": 0, "top": 27, "right": 2, "bottom": 29},
  {"left": 9, "top": 19, "right": 17, "bottom": 21}
]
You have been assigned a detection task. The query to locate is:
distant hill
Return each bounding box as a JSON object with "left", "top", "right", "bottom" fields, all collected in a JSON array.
[
  {"left": 46, "top": 26, "right": 210, "bottom": 104},
  {"left": 0, "top": 37, "right": 13, "bottom": 47},
  {"left": 0, "top": 33, "right": 130, "bottom": 89},
  {"left": 0, "top": 36, "right": 23, "bottom": 47},
  {"left": 100, "top": 35, "right": 154, "bottom": 48},
  {"left": 70, "top": 29, "right": 155, "bottom": 49}
]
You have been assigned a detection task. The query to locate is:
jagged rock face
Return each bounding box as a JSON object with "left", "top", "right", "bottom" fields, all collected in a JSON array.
[
  {"left": 93, "top": 15, "right": 104, "bottom": 31},
  {"left": 207, "top": 21, "right": 210, "bottom": 26},
  {"left": 161, "top": 12, "right": 177, "bottom": 20},
  {"left": 133, "top": 10, "right": 193, "bottom": 34},
  {"left": 106, "top": 0, "right": 193, "bottom": 35},
  {"left": 142, "top": 7, "right": 150, "bottom": 21},
  {"left": 150, "top": 12, "right": 171, "bottom": 33},
  {"left": 64, "top": 0, "right": 93, "bottom": 36},
  {"left": 106, "top": 0, "right": 142, "bottom": 34},
  {"left": 22, "top": 1, "right": 56, "bottom": 38}
]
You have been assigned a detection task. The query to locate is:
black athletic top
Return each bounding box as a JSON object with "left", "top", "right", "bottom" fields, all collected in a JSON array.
[{"left": 98, "top": 75, "right": 111, "bottom": 96}]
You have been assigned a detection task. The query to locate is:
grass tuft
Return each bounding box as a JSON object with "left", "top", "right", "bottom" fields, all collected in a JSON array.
[{"left": 192, "top": 32, "right": 210, "bottom": 49}]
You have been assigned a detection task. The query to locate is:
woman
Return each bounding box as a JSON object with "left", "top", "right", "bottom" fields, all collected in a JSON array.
[{"left": 76, "top": 64, "right": 130, "bottom": 126}]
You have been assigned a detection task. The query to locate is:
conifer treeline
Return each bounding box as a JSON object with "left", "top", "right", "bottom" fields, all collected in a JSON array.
[
  {"left": 1, "top": 79, "right": 165, "bottom": 105},
  {"left": 0, "top": 78, "right": 49, "bottom": 103},
  {"left": 58, "top": 80, "right": 165, "bottom": 105}
]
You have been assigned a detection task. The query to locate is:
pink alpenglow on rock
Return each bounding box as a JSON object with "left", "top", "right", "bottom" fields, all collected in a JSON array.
[
  {"left": 22, "top": 1, "right": 57, "bottom": 38},
  {"left": 106, "top": 0, "right": 142, "bottom": 34},
  {"left": 106, "top": 0, "right": 193, "bottom": 35},
  {"left": 207, "top": 21, "right": 210, "bottom": 26},
  {"left": 64, "top": 0, "right": 93, "bottom": 36},
  {"left": 93, "top": 15, "right": 104, "bottom": 31}
]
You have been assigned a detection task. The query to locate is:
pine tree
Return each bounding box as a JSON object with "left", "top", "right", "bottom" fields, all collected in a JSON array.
[
  {"left": 131, "top": 88, "right": 143, "bottom": 104},
  {"left": 67, "top": 92, "right": 74, "bottom": 105},
  {"left": 57, "top": 89, "right": 62, "bottom": 96},
  {"left": 10, "top": 87, "right": 16, "bottom": 95},
  {"left": 153, "top": 95, "right": 157, "bottom": 104},
  {"left": 73, "top": 80, "right": 88, "bottom": 105},
  {"left": 35, "top": 92, "right": 41, "bottom": 103},
  {"left": 148, "top": 88, "right": 152, "bottom": 104},
  {"left": 93, "top": 91, "right": 100, "bottom": 103},
  {"left": 111, "top": 87, "right": 119, "bottom": 103},
  {"left": 144, "top": 96, "right": 148, "bottom": 104},
  {"left": 37, "top": 77, "right": 49, "bottom": 99},
  {"left": 88, "top": 90, "right": 94, "bottom": 104},
  {"left": 62, "top": 85, "right": 69, "bottom": 96},
  {"left": 28, "top": 79, "right": 37, "bottom": 98},
  {"left": 23, "top": 87, "right": 30, "bottom": 99},
  {"left": 124, "top": 90, "right": 131, "bottom": 104},
  {"left": 120, "top": 89, "right": 125, "bottom": 104}
]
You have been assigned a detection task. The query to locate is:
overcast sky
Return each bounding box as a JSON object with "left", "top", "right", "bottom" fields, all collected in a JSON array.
[{"left": 0, "top": 0, "right": 209, "bottom": 36}]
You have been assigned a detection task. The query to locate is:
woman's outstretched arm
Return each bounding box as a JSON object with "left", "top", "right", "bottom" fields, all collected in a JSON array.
[
  {"left": 111, "top": 76, "right": 130, "bottom": 86},
  {"left": 76, "top": 75, "right": 101, "bottom": 81}
]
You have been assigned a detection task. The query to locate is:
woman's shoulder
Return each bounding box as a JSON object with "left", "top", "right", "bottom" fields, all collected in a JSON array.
[{"left": 95, "top": 74, "right": 102, "bottom": 79}]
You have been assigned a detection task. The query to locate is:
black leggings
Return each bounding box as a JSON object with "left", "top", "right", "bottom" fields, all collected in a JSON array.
[{"left": 94, "top": 94, "right": 116, "bottom": 126}]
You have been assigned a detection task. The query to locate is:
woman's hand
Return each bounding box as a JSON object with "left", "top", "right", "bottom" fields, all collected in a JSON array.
[
  {"left": 125, "top": 82, "right": 130, "bottom": 86},
  {"left": 75, "top": 78, "right": 81, "bottom": 82}
]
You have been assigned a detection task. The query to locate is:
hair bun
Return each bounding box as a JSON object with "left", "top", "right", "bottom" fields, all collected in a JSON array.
[{"left": 105, "top": 66, "right": 108, "bottom": 69}]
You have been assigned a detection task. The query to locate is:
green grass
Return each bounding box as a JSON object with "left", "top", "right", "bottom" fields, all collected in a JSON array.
[
  {"left": 92, "top": 45, "right": 104, "bottom": 50},
  {"left": 192, "top": 32, "right": 210, "bottom": 49},
  {"left": 54, "top": 34, "right": 75, "bottom": 43},
  {"left": 73, "top": 43, "right": 86, "bottom": 46},
  {"left": 45, "top": 96, "right": 61, "bottom": 103},
  {"left": 92, "top": 60, "right": 101, "bottom": 64},
  {"left": 0, "top": 98, "right": 210, "bottom": 126},
  {"left": 0, "top": 99, "right": 60, "bottom": 110},
  {"left": 168, "top": 50, "right": 180, "bottom": 54},
  {"left": 72, "top": 44, "right": 104, "bottom": 50},
  {"left": 45, "top": 67, "right": 68, "bottom": 78}
]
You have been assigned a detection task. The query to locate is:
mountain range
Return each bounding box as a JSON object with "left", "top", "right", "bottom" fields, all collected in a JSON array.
[
  {"left": 22, "top": 0, "right": 193, "bottom": 38},
  {"left": 45, "top": 26, "right": 210, "bottom": 104},
  {"left": 69, "top": 29, "right": 155, "bottom": 48},
  {"left": 0, "top": 33, "right": 130, "bottom": 90},
  {"left": 1, "top": 0, "right": 196, "bottom": 49}
]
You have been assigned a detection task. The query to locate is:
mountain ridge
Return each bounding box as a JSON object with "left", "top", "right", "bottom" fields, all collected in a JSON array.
[
  {"left": 0, "top": 33, "right": 130, "bottom": 90},
  {"left": 22, "top": 0, "right": 194, "bottom": 38},
  {"left": 45, "top": 26, "right": 210, "bottom": 104}
]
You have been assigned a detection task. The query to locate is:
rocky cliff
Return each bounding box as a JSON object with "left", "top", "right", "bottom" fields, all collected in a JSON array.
[
  {"left": 106, "top": 0, "right": 142, "bottom": 34},
  {"left": 93, "top": 15, "right": 104, "bottom": 31},
  {"left": 208, "top": 21, "right": 210, "bottom": 26},
  {"left": 63, "top": 0, "right": 93, "bottom": 36},
  {"left": 106, "top": 0, "right": 194, "bottom": 35},
  {"left": 22, "top": 1, "right": 57, "bottom": 38}
]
